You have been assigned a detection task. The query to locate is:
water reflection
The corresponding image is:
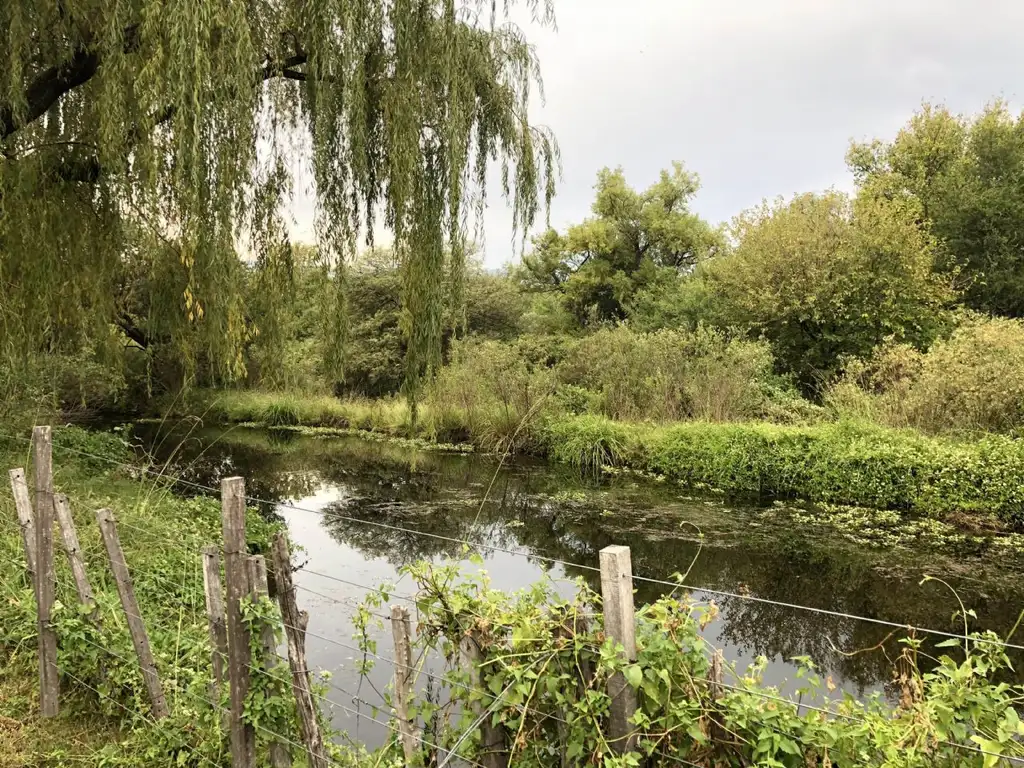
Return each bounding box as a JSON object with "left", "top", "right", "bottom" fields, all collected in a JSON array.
[{"left": 134, "top": 422, "right": 1024, "bottom": 730}]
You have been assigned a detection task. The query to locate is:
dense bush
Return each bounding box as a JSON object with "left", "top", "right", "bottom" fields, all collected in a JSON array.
[
  {"left": 558, "top": 325, "right": 780, "bottom": 422},
  {"left": 829, "top": 316, "right": 1024, "bottom": 434},
  {"left": 427, "top": 338, "right": 556, "bottom": 451},
  {"left": 698, "top": 190, "right": 952, "bottom": 392}
]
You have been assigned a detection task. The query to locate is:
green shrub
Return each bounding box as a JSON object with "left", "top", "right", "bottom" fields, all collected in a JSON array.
[
  {"left": 829, "top": 316, "right": 1024, "bottom": 434},
  {"left": 427, "top": 338, "right": 556, "bottom": 451},
  {"left": 263, "top": 398, "right": 302, "bottom": 426},
  {"left": 557, "top": 325, "right": 793, "bottom": 423},
  {"left": 543, "top": 414, "right": 635, "bottom": 474}
]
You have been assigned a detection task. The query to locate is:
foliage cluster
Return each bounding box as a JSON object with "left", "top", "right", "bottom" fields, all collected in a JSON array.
[
  {"left": 828, "top": 315, "right": 1024, "bottom": 435},
  {"left": 557, "top": 326, "right": 779, "bottom": 422},
  {"left": 0, "top": 0, "right": 558, "bottom": 406},
  {"left": 848, "top": 101, "right": 1024, "bottom": 318},
  {"left": 519, "top": 162, "right": 722, "bottom": 325},
  {"left": 543, "top": 416, "right": 1024, "bottom": 527},
  {"left": 696, "top": 190, "right": 952, "bottom": 391},
  {"left": 353, "top": 560, "right": 1024, "bottom": 767}
]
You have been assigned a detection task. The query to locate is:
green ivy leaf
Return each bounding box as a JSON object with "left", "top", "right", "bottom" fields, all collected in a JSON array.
[{"left": 624, "top": 664, "right": 643, "bottom": 690}]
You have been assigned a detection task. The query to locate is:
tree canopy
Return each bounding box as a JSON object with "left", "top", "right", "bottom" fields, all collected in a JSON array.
[
  {"left": 701, "top": 189, "right": 952, "bottom": 390},
  {"left": 519, "top": 162, "right": 721, "bottom": 324},
  {"left": 848, "top": 101, "right": 1024, "bottom": 317},
  {"left": 0, "top": 0, "right": 558, "bottom": 390}
]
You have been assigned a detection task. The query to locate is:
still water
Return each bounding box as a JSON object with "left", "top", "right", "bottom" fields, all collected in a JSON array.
[{"left": 135, "top": 423, "right": 1024, "bottom": 745}]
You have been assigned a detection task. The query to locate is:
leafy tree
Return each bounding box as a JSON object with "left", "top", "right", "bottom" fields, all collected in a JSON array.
[
  {"left": 520, "top": 162, "right": 721, "bottom": 325},
  {"left": 702, "top": 190, "right": 952, "bottom": 392},
  {"left": 0, "top": 0, "right": 557, "bottom": 391},
  {"left": 848, "top": 101, "right": 1024, "bottom": 317},
  {"left": 332, "top": 247, "right": 526, "bottom": 397}
]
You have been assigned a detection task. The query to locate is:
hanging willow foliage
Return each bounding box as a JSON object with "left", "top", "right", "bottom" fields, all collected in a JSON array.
[{"left": 0, "top": 0, "right": 558, "bottom": 393}]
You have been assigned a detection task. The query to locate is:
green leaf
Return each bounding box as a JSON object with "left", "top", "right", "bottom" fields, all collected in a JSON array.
[{"left": 624, "top": 665, "right": 643, "bottom": 690}]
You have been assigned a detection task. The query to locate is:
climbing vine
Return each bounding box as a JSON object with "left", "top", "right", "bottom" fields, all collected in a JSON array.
[{"left": 350, "top": 561, "right": 1024, "bottom": 767}]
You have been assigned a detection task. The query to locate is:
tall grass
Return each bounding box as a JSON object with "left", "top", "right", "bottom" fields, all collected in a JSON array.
[{"left": 195, "top": 390, "right": 415, "bottom": 434}]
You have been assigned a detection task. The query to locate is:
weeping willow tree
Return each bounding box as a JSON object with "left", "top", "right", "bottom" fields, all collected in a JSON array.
[{"left": 0, "top": 0, "right": 558, "bottom": 406}]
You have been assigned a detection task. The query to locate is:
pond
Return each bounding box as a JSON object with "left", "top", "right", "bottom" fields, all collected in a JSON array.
[{"left": 133, "top": 422, "right": 1024, "bottom": 746}]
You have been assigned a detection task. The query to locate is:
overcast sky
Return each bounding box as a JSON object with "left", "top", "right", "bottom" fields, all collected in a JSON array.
[{"left": 288, "top": 0, "right": 1024, "bottom": 267}]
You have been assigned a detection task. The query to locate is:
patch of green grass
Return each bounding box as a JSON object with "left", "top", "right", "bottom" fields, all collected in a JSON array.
[
  {"left": 540, "top": 416, "right": 1024, "bottom": 527},
  {"left": 0, "top": 657, "right": 122, "bottom": 767},
  {"left": 189, "top": 390, "right": 414, "bottom": 434},
  {"left": 0, "top": 425, "right": 282, "bottom": 766}
]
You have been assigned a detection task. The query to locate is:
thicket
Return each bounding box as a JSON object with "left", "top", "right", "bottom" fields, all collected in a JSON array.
[{"left": 828, "top": 315, "right": 1024, "bottom": 436}]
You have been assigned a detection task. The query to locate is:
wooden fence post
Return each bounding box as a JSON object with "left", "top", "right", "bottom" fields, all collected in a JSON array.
[
  {"left": 459, "top": 631, "right": 508, "bottom": 768},
  {"left": 271, "top": 531, "right": 327, "bottom": 768},
  {"left": 202, "top": 545, "right": 229, "bottom": 693},
  {"left": 221, "top": 477, "right": 255, "bottom": 768},
  {"left": 54, "top": 494, "right": 96, "bottom": 615},
  {"left": 247, "top": 554, "right": 291, "bottom": 768},
  {"left": 391, "top": 605, "right": 419, "bottom": 766},
  {"left": 33, "top": 426, "right": 58, "bottom": 717},
  {"left": 9, "top": 468, "right": 37, "bottom": 588},
  {"left": 96, "top": 508, "right": 169, "bottom": 719},
  {"left": 706, "top": 648, "right": 726, "bottom": 744},
  {"left": 599, "top": 545, "right": 638, "bottom": 754}
]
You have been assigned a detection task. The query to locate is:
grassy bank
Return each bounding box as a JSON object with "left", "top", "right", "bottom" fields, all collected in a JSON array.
[
  {"left": 189, "top": 390, "right": 1024, "bottom": 528},
  {"left": 0, "top": 427, "right": 287, "bottom": 766},
  {"left": 546, "top": 416, "right": 1024, "bottom": 527}
]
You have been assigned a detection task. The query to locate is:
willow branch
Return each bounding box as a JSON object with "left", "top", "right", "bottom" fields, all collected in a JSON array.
[
  {"left": 1, "top": 30, "right": 305, "bottom": 141},
  {"left": 0, "top": 25, "right": 141, "bottom": 140}
]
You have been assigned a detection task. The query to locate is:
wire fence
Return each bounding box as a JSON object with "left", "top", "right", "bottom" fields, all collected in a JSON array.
[
  {"left": 11, "top": 427, "right": 1022, "bottom": 652},
  {"left": 5, "top": 426, "right": 1024, "bottom": 767}
]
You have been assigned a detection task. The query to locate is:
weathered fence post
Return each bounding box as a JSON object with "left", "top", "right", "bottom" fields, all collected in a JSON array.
[
  {"left": 247, "top": 554, "right": 291, "bottom": 768},
  {"left": 96, "top": 508, "right": 169, "bottom": 719},
  {"left": 9, "top": 468, "right": 37, "bottom": 588},
  {"left": 271, "top": 531, "right": 327, "bottom": 768},
  {"left": 459, "top": 630, "right": 509, "bottom": 768},
  {"left": 221, "top": 477, "right": 256, "bottom": 768},
  {"left": 33, "top": 426, "right": 58, "bottom": 717},
  {"left": 706, "top": 648, "right": 727, "bottom": 744},
  {"left": 599, "top": 545, "right": 638, "bottom": 754},
  {"left": 54, "top": 494, "right": 96, "bottom": 615},
  {"left": 391, "top": 605, "right": 419, "bottom": 765},
  {"left": 201, "top": 544, "right": 229, "bottom": 693}
]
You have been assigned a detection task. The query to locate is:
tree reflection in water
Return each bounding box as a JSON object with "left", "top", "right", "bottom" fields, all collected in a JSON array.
[{"left": 136, "top": 422, "right": 1024, "bottom": 695}]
